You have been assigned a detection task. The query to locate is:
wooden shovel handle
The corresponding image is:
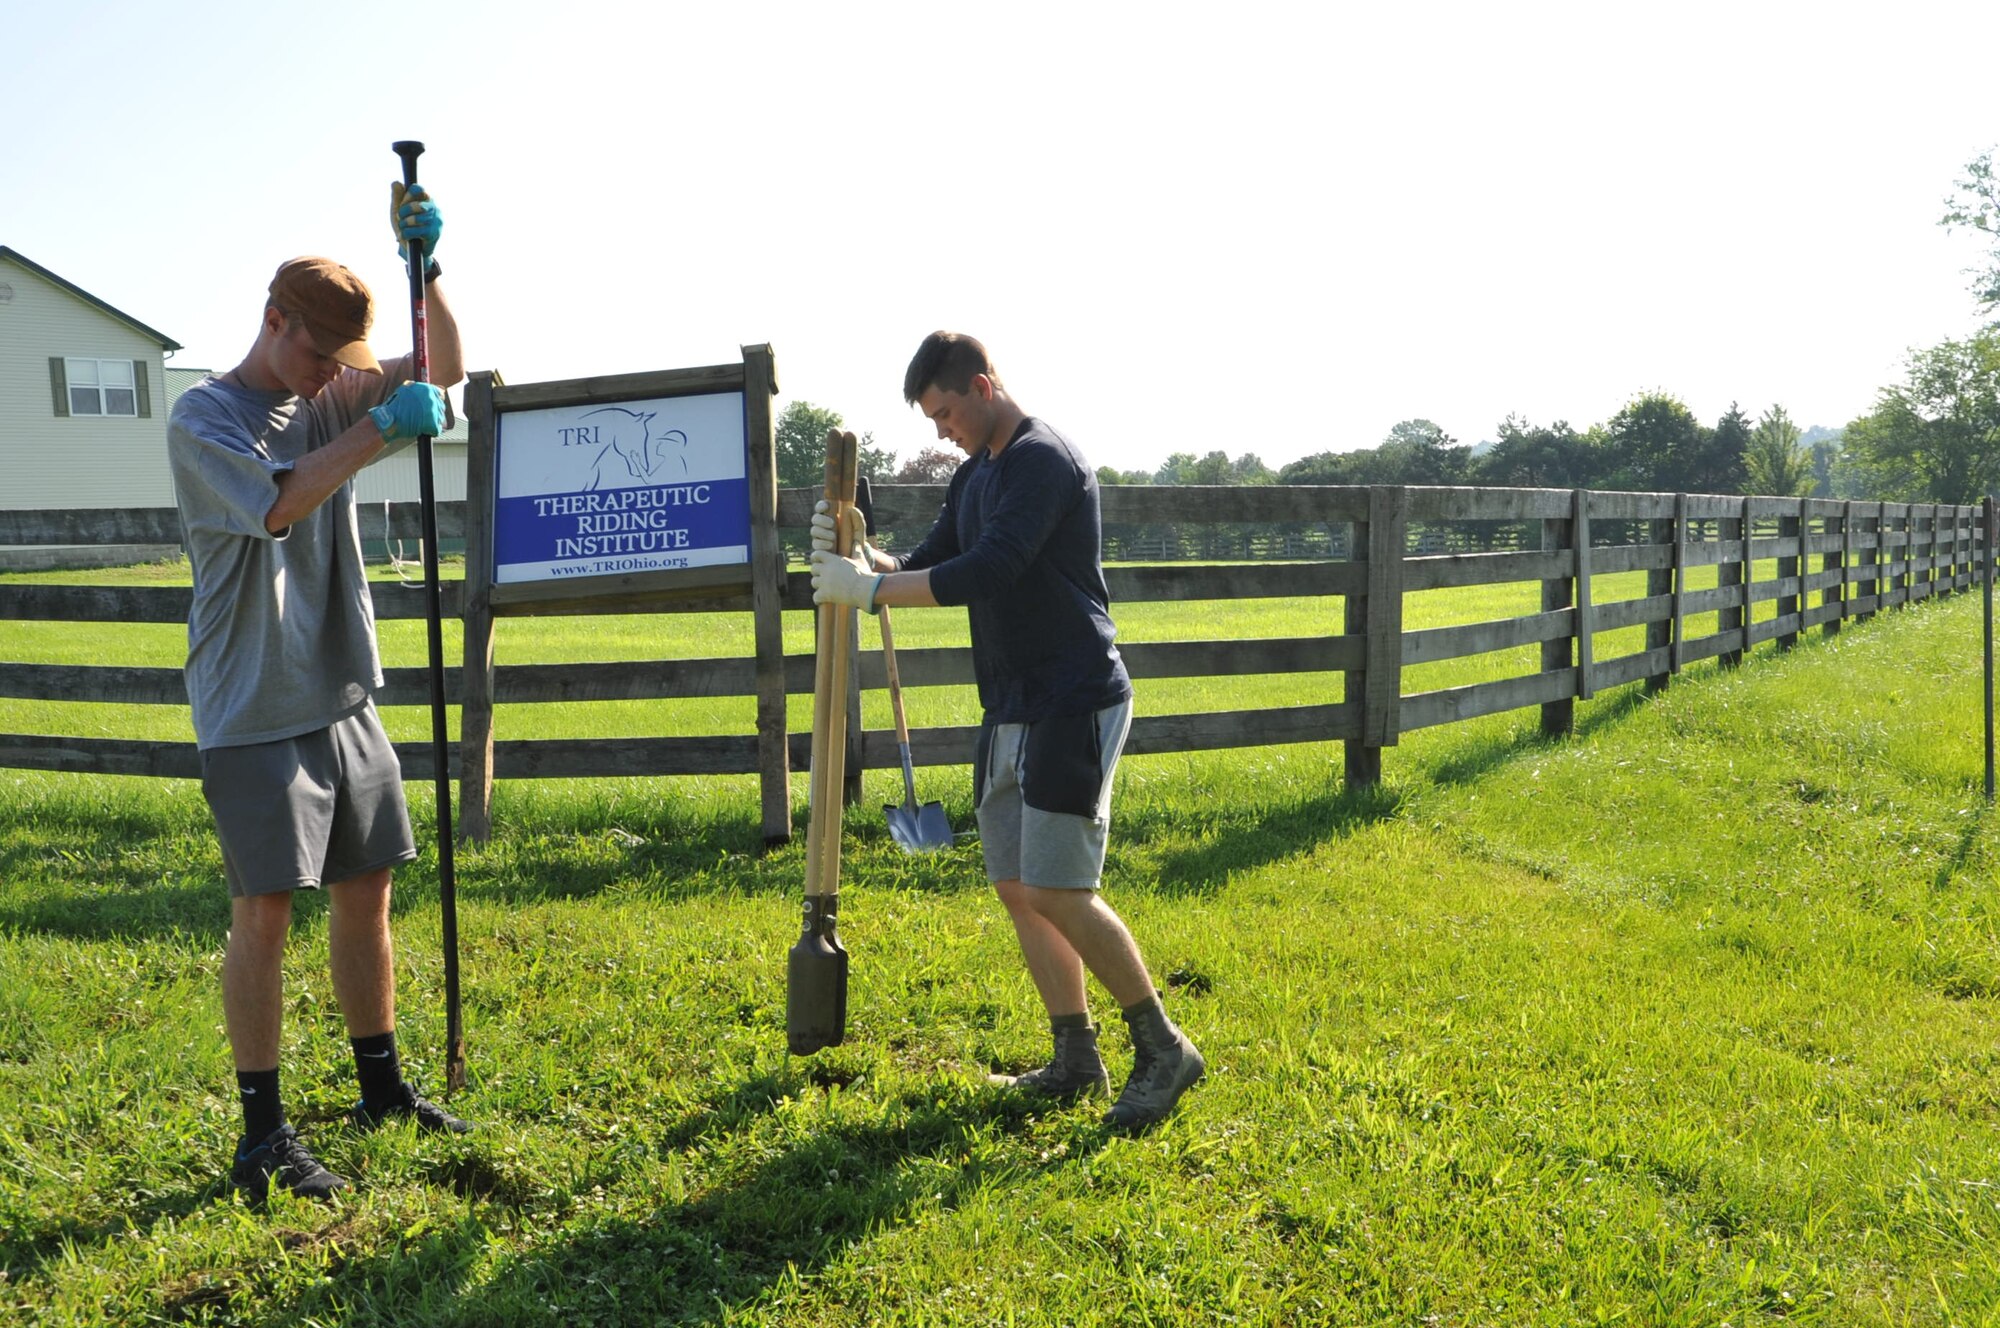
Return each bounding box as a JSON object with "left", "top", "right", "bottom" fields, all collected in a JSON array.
[{"left": 878, "top": 605, "right": 913, "bottom": 748}]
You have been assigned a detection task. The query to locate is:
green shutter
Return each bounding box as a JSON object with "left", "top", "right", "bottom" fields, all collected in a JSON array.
[
  {"left": 49, "top": 358, "right": 68, "bottom": 418},
  {"left": 135, "top": 361, "right": 151, "bottom": 418}
]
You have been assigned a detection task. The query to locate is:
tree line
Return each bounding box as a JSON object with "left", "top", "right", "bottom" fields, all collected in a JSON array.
[{"left": 779, "top": 151, "right": 2000, "bottom": 507}]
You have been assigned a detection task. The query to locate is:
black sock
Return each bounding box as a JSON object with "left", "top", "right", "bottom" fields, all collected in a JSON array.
[
  {"left": 351, "top": 1031, "right": 404, "bottom": 1110},
  {"left": 1050, "top": 1011, "right": 1092, "bottom": 1032},
  {"left": 237, "top": 1068, "right": 284, "bottom": 1146}
]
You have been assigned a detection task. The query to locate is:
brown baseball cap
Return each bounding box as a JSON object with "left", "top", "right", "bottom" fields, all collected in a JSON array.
[{"left": 267, "top": 257, "right": 381, "bottom": 373}]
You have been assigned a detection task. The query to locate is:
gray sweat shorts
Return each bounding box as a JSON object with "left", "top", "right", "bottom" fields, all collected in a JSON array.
[
  {"left": 975, "top": 697, "right": 1133, "bottom": 889},
  {"left": 199, "top": 701, "right": 417, "bottom": 898}
]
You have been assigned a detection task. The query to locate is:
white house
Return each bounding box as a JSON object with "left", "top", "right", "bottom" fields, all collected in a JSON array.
[
  {"left": 0, "top": 246, "right": 182, "bottom": 511},
  {"left": 4, "top": 249, "right": 466, "bottom": 564}
]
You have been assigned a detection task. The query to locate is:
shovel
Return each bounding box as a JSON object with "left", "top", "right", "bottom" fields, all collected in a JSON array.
[
  {"left": 788, "top": 429, "right": 858, "bottom": 1055},
  {"left": 878, "top": 605, "right": 953, "bottom": 852}
]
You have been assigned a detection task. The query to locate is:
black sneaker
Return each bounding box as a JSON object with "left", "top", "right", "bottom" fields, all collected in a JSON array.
[
  {"left": 1104, "top": 1033, "right": 1205, "bottom": 1131},
  {"left": 231, "top": 1124, "right": 349, "bottom": 1203},
  {"left": 349, "top": 1082, "right": 474, "bottom": 1134}
]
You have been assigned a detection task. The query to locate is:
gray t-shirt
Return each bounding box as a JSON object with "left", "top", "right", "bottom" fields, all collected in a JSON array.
[{"left": 168, "top": 358, "right": 410, "bottom": 749}]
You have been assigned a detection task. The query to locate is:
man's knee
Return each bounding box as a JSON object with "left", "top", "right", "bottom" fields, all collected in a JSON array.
[
  {"left": 230, "top": 891, "right": 294, "bottom": 947},
  {"left": 328, "top": 868, "right": 393, "bottom": 922},
  {"left": 999, "top": 878, "right": 1097, "bottom": 919}
]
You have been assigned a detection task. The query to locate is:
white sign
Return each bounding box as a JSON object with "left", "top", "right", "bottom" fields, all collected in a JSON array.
[{"left": 492, "top": 392, "right": 750, "bottom": 585}]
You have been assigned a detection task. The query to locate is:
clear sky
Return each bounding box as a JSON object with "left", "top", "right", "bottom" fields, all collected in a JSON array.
[{"left": 6, "top": 0, "right": 1998, "bottom": 474}]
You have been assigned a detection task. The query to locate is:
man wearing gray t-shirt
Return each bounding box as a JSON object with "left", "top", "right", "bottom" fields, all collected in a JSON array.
[{"left": 168, "top": 186, "right": 470, "bottom": 1203}]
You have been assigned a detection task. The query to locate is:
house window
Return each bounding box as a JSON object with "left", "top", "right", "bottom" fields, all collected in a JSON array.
[{"left": 66, "top": 358, "right": 138, "bottom": 416}]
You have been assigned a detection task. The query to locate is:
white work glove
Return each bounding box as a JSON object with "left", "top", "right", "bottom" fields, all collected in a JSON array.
[
  {"left": 810, "top": 549, "right": 883, "bottom": 612},
  {"left": 810, "top": 498, "right": 877, "bottom": 564}
]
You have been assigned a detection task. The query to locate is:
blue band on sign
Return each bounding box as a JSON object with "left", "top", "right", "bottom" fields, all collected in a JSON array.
[{"left": 494, "top": 478, "right": 752, "bottom": 568}]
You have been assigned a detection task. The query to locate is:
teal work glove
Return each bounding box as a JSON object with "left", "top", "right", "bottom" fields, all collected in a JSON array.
[
  {"left": 389, "top": 183, "right": 443, "bottom": 264},
  {"left": 369, "top": 382, "right": 447, "bottom": 445},
  {"left": 810, "top": 549, "right": 883, "bottom": 613}
]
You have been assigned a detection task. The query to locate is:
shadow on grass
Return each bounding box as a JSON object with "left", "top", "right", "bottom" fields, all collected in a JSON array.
[
  {"left": 4, "top": 1186, "right": 220, "bottom": 1291},
  {"left": 1416, "top": 681, "right": 1656, "bottom": 788},
  {"left": 1933, "top": 798, "right": 1991, "bottom": 892},
  {"left": 1109, "top": 683, "right": 1667, "bottom": 899},
  {"left": 228, "top": 1075, "right": 1106, "bottom": 1328},
  {"left": 1128, "top": 780, "right": 1405, "bottom": 898},
  {"left": 0, "top": 795, "right": 230, "bottom": 935}
]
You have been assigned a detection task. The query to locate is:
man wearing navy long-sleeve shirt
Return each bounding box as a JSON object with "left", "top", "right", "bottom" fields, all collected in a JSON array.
[{"left": 810, "top": 331, "right": 1203, "bottom": 1130}]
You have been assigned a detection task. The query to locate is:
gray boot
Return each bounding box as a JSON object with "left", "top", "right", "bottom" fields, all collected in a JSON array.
[
  {"left": 989, "top": 1017, "right": 1111, "bottom": 1101},
  {"left": 1105, "top": 996, "right": 1204, "bottom": 1130}
]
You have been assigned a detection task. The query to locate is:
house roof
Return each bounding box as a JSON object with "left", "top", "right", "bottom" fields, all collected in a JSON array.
[{"left": 0, "top": 246, "right": 182, "bottom": 351}]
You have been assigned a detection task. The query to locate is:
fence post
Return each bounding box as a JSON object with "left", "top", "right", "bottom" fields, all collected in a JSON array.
[
  {"left": 1953, "top": 503, "right": 1969, "bottom": 592},
  {"left": 1344, "top": 486, "right": 1404, "bottom": 787},
  {"left": 1539, "top": 496, "right": 1577, "bottom": 736},
  {"left": 1985, "top": 497, "right": 1994, "bottom": 804},
  {"left": 1930, "top": 503, "right": 1944, "bottom": 599},
  {"left": 1719, "top": 497, "right": 1748, "bottom": 668},
  {"left": 741, "top": 344, "right": 792, "bottom": 845},
  {"left": 457, "top": 369, "right": 501, "bottom": 844},
  {"left": 1668, "top": 493, "right": 1689, "bottom": 679},
  {"left": 1831, "top": 500, "right": 1852, "bottom": 635},
  {"left": 1859, "top": 502, "right": 1883, "bottom": 621},
  {"left": 1573, "top": 489, "right": 1595, "bottom": 703},
  {"left": 1886, "top": 503, "right": 1904, "bottom": 610},
  {"left": 1778, "top": 498, "right": 1803, "bottom": 651},
  {"left": 1645, "top": 498, "right": 1675, "bottom": 692}
]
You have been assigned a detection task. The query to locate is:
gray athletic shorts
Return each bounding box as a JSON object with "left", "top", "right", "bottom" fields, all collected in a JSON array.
[
  {"left": 199, "top": 701, "right": 417, "bottom": 899},
  {"left": 975, "top": 697, "right": 1133, "bottom": 889}
]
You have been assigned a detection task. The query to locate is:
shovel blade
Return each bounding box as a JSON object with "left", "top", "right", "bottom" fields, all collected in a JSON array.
[
  {"left": 786, "top": 898, "right": 848, "bottom": 1054},
  {"left": 886, "top": 800, "right": 954, "bottom": 853}
]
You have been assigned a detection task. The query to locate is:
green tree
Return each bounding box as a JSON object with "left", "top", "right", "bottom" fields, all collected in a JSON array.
[
  {"left": 894, "top": 447, "right": 962, "bottom": 484},
  {"left": 1843, "top": 330, "right": 2000, "bottom": 502},
  {"left": 1704, "top": 403, "right": 1752, "bottom": 494},
  {"left": 1604, "top": 392, "right": 1707, "bottom": 492},
  {"left": 1280, "top": 419, "right": 1470, "bottom": 486},
  {"left": 1277, "top": 450, "right": 1362, "bottom": 485},
  {"left": 1232, "top": 453, "right": 1277, "bottom": 484},
  {"left": 1742, "top": 405, "right": 1813, "bottom": 496},
  {"left": 1941, "top": 148, "right": 2000, "bottom": 320},
  {"left": 774, "top": 400, "right": 893, "bottom": 488},
  {"left": 1096, "top": 466, "right": 1153, "bottom": 486},
  {"left": 1809, "top": 438, "right": 1843, "bottom": 497},
  {"left": 1473, "top": 415, "right": 1599, "bottom": 488}
]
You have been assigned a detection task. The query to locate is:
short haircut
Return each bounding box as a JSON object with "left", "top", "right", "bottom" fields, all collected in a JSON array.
[{"left": 903, "top": 331, "right": 1004, "bottom": 404}]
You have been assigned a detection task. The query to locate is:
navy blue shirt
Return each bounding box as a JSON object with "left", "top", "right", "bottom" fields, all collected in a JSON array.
[{"left": 896, "top": 417, "right": 1131, "bottom": 723}]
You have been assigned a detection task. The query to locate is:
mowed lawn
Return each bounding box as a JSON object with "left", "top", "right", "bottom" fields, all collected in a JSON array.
[{"left": 2, "top": 559, "right": 1997, "bottom": 1326}]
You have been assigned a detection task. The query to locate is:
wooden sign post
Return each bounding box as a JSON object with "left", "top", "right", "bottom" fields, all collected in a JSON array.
[{"left": 458, "top": 347, "right": 788, "bottom": 842}]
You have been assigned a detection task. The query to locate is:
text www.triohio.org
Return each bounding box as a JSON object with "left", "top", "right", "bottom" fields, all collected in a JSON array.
[{"left": 550, "top": 555, "right": 692, "bottom": 575}]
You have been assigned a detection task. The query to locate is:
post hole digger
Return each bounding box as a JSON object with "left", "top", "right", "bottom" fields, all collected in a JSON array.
[
  {"left": 787, "top": 429, "right": 859, "bottom": 1054},
  {"left": 391, "top": 140, "right": 467, "bottom": 1094}
]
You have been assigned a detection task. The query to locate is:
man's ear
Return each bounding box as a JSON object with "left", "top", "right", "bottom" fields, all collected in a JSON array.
[
  {"left": 973, "top": 373, "right": 995, "bottom": 402},
  {"left": 261, "top": 305, "right": 288, "bottom": 339}
]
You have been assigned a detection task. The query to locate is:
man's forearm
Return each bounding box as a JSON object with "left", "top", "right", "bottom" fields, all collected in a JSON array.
[
  {"left": 419, "top": 280, "right": 465, "bottom": 388},
  {"left": 871, "top": 568, "right": 940, "bottom": 609},
  {"left": 265, "top": 417, "right": 388, "bottom": 533}
]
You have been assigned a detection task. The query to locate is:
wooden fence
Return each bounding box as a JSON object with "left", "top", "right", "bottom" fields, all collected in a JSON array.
[{"left": 0, "top": 488, "right": 1988, "bottom": 844}]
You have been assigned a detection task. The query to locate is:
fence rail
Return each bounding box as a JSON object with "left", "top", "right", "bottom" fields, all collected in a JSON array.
[{"left": 1, "top": 487, "right": 1988, "bottom": 843}]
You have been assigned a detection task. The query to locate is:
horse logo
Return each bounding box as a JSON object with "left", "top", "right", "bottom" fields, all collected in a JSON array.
[{"left": 581, "top": 407, "right": 690, "bottom": 490}]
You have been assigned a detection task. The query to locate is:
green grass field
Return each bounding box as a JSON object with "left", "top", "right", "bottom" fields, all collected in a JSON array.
[{"left": 2, "top": 561, "right": 1996, "bottom": 1325}]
